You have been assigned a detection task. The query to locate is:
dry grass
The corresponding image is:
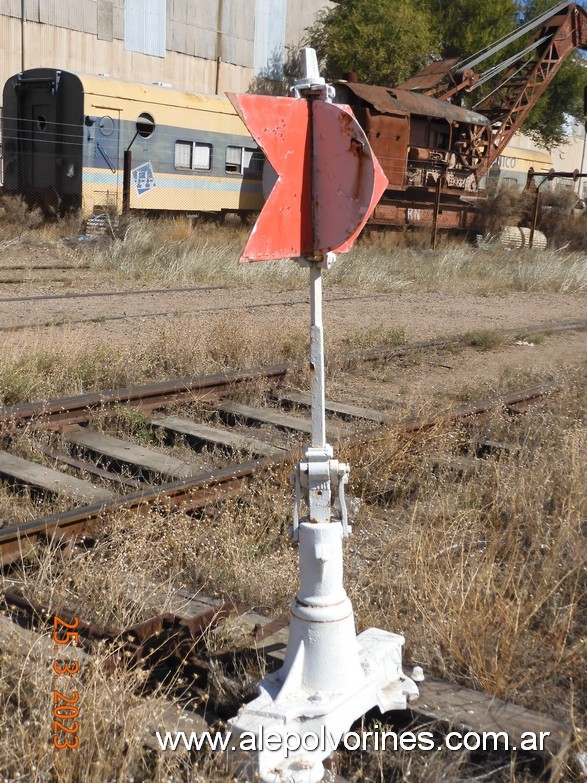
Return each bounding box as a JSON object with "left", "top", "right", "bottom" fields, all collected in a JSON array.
[
  {"left": 0, "top": 616, "right": 229, "bottom": 783},
  {"left": 0, "top": 372, "right": 584, "bottom": 780},
  {"left": 0, "top": 193, "right": 84, "bottom": 242},
  {"left": 0, "top": 378, "right": 587, "bottom": 783},
  {"left": 70, "top": 214, "right": 587, "bottom": 295},
  {"left": 0, "top": 317, "right": 308, "bottom": 406}
]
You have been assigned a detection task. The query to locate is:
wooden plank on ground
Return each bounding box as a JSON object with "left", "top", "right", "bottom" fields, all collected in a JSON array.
[
  {"left": 0, "top": 450, "right": 114, "bottom": 504},
  {"left": 151, "top": 415, "right": 287, "bottom": 458},
  {"left": 0, "top": 614, "right": 90, "bottom": 666},
  {"left": 217, "top": 401, "right": 351, "bottom": 438},
  {"left": 217, "top": 400, "right": 313, "bottom": 433},
  {"left": 413, "top": 677, "right": 571, "bottom": 757},
  {"left": 39, "top": 446, "right": 144, "bottom": 490},
  {"left": 142, "top": 701, "right": 210, "bottom": 751},
  {"left": 62, "top": 425, "right": 204, "bottom": 480},
  {"left": 278, "top": 391, "right": 387, "bottom": 423}
]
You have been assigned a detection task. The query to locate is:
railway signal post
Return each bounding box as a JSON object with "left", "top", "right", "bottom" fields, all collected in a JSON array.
[{"left": 227, "top": 49, "right": 420, "bottom": 783}]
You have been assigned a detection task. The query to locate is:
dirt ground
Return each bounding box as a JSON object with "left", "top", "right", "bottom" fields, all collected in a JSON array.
[{"left": 0, "top": 239, "right": 584, "bottom": 407}]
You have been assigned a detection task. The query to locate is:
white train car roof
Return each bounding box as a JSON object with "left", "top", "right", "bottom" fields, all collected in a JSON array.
[{"left": 67, "top": 70, "right": 236, "bottom": 115}]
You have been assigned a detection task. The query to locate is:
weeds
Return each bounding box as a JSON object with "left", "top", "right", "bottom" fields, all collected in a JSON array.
[
  {"left": 75, "top": 214, "right": 587, "bottom": 294},
  {"left": 343, "top": 325, "right": 407, "bottom": 350},
  {"left": 0, "top": 319, "right": 309, "bottom": 406},
  {"left": 0, "top": 374, "right": 584, "bottom": 780},
  {"left": 462, "top": 329, "right": 505, "bottom": 350}
]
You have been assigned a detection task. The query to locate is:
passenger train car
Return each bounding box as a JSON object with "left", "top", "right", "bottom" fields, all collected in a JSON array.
[
  {"left": 1, "top": 68, "right": 265, "bottom": 218},
  {"left": 482, "top": 143, "right": 553, "bottom": 191}
]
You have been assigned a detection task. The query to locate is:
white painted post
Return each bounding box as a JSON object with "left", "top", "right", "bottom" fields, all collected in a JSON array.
[{"left": 227, "top": 49, "right": 420, "bottom": 783}]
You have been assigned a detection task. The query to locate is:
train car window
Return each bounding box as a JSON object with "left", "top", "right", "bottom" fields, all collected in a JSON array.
[
  {"left": 225, "top": 146, "right": 242, "bottom": 173},
  {"left": 243, "top": 148, "right": 264, "bottom": 176},
  {"left": 225, "top": 146, "right": 263, "bottom": 176},
  {"left": 136, "top": 113, "right": 155, "bottom": 138},
  {"left": 174, "top": 141, "right": 212, "bottom": 171}
]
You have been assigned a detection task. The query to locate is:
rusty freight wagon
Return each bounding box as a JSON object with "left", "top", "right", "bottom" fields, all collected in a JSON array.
[{"left": 334, "top": 1, "right": 587, "bottom": 234}]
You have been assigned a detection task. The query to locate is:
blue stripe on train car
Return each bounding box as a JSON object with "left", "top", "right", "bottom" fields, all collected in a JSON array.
[
  {"left": 87, "top": 119, "right": 261, "bottom": 177},
  {"left": 82, "top": 170, "right": 262, "bottom": 193}
]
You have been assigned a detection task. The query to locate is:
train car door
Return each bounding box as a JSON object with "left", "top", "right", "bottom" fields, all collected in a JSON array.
[
  {"left": 19, "top": 83, "right": 58, "bottom": 194},
  {"left": 89, "top": 110, "right": 122, "bottom": 212}
]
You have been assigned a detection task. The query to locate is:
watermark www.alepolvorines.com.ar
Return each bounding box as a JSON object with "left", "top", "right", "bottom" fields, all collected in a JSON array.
[{"left": 155, "top": 726, "right": 551, "bottom": 755}]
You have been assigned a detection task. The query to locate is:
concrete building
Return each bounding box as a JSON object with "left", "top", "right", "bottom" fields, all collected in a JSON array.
[
  {"left": 550, "top": 122, "right": 587, "bottom": 199},
  {"left": 0, "top": 0, "right": 335, "bottom": 96}
]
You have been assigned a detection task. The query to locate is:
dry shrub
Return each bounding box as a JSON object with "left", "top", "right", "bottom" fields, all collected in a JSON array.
[
  {"left": 0, "top": 193, "right": 84, "bottom": 241},
  {"left": 0, "top": 208, "right": 580, "bottom": 293},
  {"left": 91, "top": 214, "right": 305, "bottom": 289},
  {"left": 476, "top": 185, "right": 534, "bottom": 236},
  {"left": 344, "top": 379, "right": 586, "bottom": 720},
  {"left": 1, "top": 377, "right": 584, "bottom": 780},
  {"left": 540, "top": 189, "right": 587, "bottom": 251},
  {"left": 0, "top": 192, "right": 44, "bottom": 235},
  {"left": 0, "top": 616, "right": 230, "bottom": 783}
]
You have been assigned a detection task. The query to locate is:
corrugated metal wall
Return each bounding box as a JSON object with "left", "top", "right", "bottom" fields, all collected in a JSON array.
[
  {"left": 125, "top": 0, "right": 165, "bottom": 57},
  {"left": 254, "top": 0, "right": 286, "bottom": 78},
  {"left": 0, "top": 0, "right": 333, "bottom": 97}
]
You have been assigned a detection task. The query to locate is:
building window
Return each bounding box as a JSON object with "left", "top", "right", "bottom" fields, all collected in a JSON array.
[
  {"left": 175, "top": 141, "right": 212, "bottom": 171},
  {"left": 125, "top": 0, "right": 166, "bottom": 58},
  {"left": 225, "top": 146, "right": 263, "bottom": 176}
]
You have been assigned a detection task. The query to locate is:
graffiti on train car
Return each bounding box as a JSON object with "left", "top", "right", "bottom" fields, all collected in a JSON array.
[
  {"left": 494, "top": 155, "right": 517, "bottom": 169},
  {"left": 131, "top": 162, "right": 157, "bottom": 196}
]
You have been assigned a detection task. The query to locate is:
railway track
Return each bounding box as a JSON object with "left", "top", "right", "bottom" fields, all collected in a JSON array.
[
  {"left": 0, "top": 570, "right": 573, "bottom": 779},
  {"left": 0, "top": 321, "right": 582, "bottom": 780},
  {"left": 0, "top": 319, "right": 584, "bottom": 561}
]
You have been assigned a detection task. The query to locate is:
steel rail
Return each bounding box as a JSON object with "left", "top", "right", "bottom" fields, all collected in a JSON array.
[
  {"left": 0, "top": 284, "right": 225, "bottom": 304},
  {"left": 1, "top": 318, "right": 585, "bottom": 428},
  {"left": 0, "top": 379, "right": 566, "bottom": 565},
  {"left": 0, "top": 458, "right": 267, "bottom": 565},
  {"left": 0, "top": 363, "right": 291, "bottom": 427}
]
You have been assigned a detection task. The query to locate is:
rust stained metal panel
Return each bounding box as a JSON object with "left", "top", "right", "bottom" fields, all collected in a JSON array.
[
  {"left": 341, "top": 82, "right": 491, "bottom": 126},
  {"left": 397, "top": 58, "right": 459, "bottom": 91},
  {"left": 363, "top": 110, "right": 409, "bottom": 188},
  {"left": 312, "top": 100, "right": 388, "bottom": 254},
  {"left": 373, "top": 201, "right": 479, "bottom": 230}
]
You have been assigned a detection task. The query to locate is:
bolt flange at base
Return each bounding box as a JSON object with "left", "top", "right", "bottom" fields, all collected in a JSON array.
[{"left": 226, "top": 628, "right": 418, "bottom": 783}]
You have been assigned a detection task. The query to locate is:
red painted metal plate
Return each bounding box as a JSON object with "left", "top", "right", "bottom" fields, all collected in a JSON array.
[
  {"left": 312, "top": 100, "right": 387, "bottom": 254},
  {"left": 228, "top": 93, "right": 388, "bottom": 262},
  {"left": 228, "top": 94, "right": 312, "bottom": 262}
]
